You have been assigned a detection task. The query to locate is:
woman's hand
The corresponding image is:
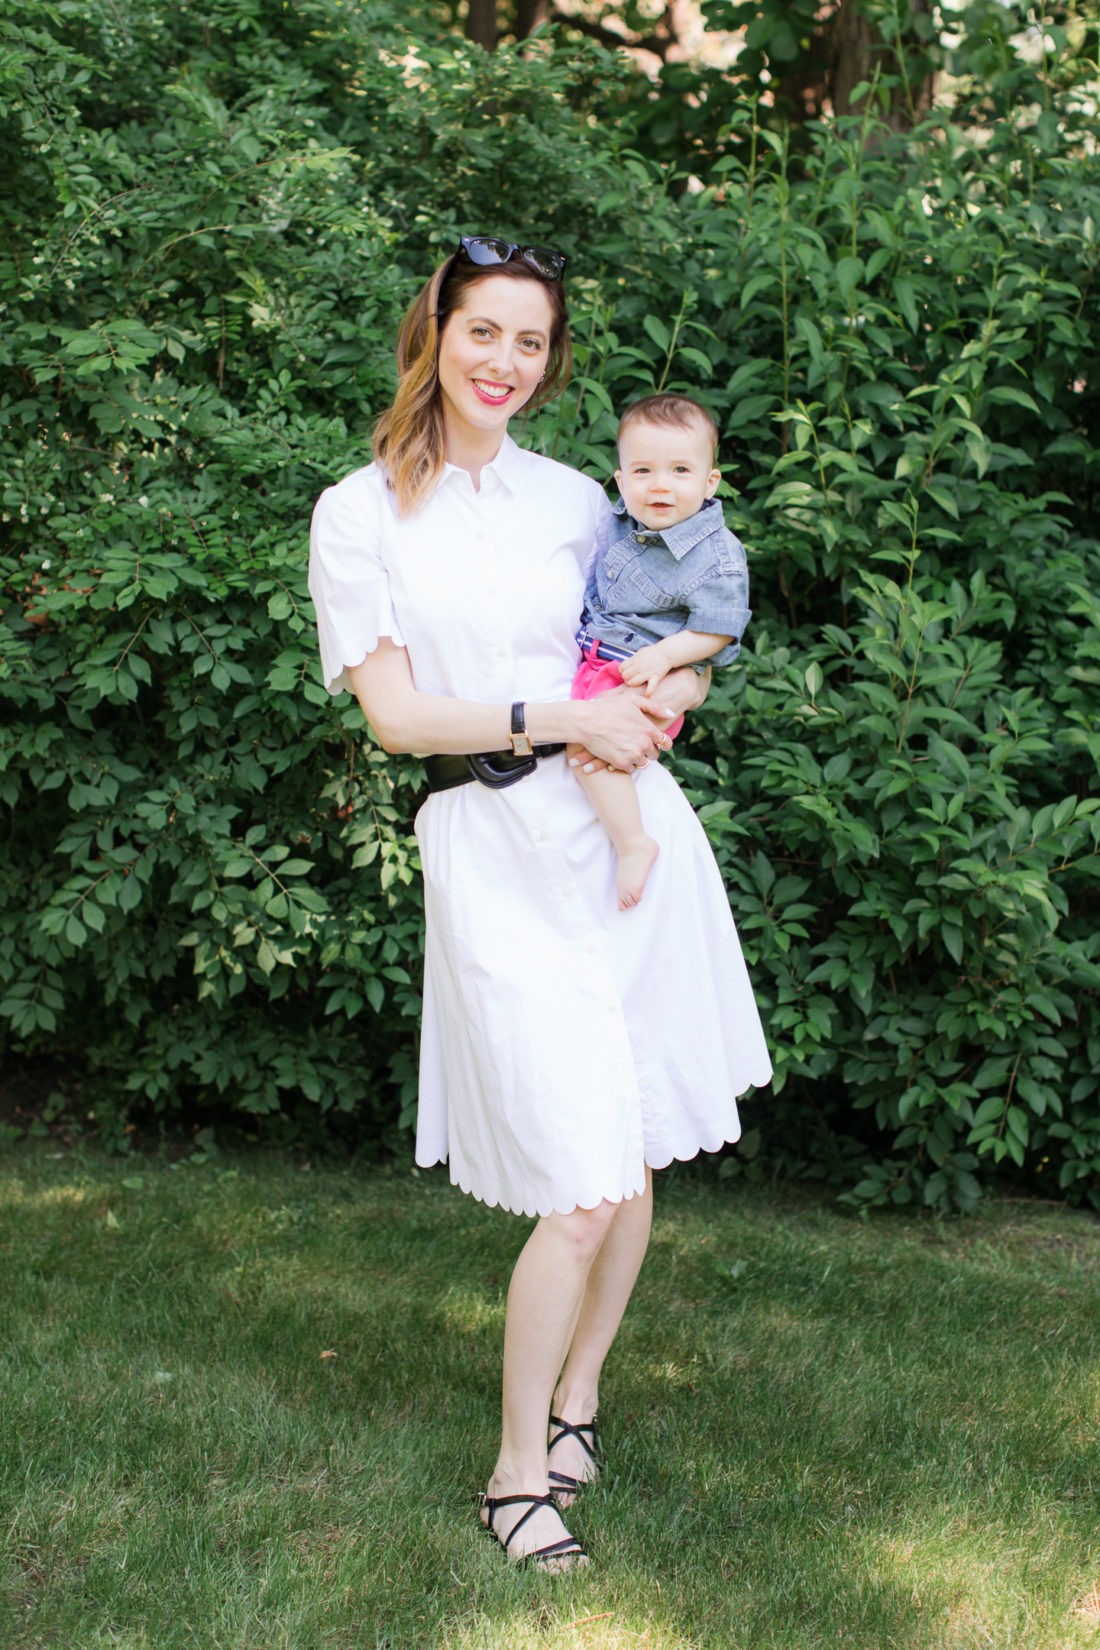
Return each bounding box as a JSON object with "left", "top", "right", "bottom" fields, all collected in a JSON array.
[
  {"left": 642, "top": 663, "right": 710, "bottom": 724},
  {"left": 568, "top": 686, "right": 667, "bottom": 775},
  {"left": 568, "top": 666, "right": 708, "bottom": 773}
]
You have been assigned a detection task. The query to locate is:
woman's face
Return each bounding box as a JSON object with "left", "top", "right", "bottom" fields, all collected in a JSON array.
[{"left": 436, "top": 274, "right": 554, "bottom": 447}]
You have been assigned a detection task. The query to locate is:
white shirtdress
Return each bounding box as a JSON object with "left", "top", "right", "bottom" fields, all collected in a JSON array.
[{"left": 308, "top": 434, "right": 773, "bottom": 1218}]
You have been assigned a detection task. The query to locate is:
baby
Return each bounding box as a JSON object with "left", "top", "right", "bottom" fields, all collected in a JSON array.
[{"left": 570, "top": 393, "right": 751, "bottom": 908}]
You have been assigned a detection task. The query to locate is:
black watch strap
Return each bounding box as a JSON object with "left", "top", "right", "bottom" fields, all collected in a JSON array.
[{"left": 509, "top": 701, "right": 533, "bottom": 757}]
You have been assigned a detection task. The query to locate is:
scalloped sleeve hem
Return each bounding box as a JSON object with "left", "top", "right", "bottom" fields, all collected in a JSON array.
[{"left": 308, "top": 467, "right": 404, "bottom": 697}]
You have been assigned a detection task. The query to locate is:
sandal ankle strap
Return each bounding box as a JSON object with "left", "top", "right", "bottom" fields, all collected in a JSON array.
[{"left": 548, "top": 1414, "right": 599, "bottom": 1463}]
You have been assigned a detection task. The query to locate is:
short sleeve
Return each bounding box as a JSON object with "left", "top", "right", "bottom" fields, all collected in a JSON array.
[
  {"left": 684, "top": 529, "right": 752, "bottom": 666},
  {"left": 308, "top": 468, "right": 404, "bottom": 697}
]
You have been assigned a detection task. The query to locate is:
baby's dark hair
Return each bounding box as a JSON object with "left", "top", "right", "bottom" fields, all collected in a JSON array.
[{"left": 617, "top": 392, "right": 719, "bottom": 462}]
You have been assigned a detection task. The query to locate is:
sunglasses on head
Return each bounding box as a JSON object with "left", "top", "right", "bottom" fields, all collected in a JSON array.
[{"left": 456, "top": 235, "right": 567, "bottom": 281}]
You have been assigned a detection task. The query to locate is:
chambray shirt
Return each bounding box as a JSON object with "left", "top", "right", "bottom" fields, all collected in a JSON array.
[{"left": 578, "top": 496, "right": 751, "bottom": 668}]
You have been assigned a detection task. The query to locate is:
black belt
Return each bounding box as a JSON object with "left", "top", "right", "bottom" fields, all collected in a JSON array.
[{"left": 424, "top": 745, "right": 566, "bottom": 794}]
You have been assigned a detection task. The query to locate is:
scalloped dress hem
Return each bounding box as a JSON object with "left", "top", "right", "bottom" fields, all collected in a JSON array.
[{"left": 417, "top": 1092, "right": 768, "bottom": 1219}]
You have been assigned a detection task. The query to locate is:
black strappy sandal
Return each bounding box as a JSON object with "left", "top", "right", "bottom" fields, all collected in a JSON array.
[
  {"left": 480, "top": 1490, "right": 587, "bottom": 1570},
  {"left": 547, "top": 1413, "right": 601, "bottom": 1504}
]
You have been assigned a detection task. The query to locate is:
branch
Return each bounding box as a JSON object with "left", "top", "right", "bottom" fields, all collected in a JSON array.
[{"left": 547, "top": 3, "right": 673, "bottom": 61}]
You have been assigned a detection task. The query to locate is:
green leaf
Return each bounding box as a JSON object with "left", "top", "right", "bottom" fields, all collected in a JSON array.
[
  {"left": 642, "top": 314, "right": 671, "bottom": 352},
  {"left": 985, "top": 386, "right": 1040, "bottom": 413},
  {"left": 893, "top": 277, "right": 918, "bottom": 333},
  {"left": 835, "top": 256, "right": 863, "bottom": 307}
]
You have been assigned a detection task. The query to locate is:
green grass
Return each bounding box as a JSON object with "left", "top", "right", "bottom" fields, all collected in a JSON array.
[{"left": 1, "top": 1145, "right": 1098, "bottom": 1649}]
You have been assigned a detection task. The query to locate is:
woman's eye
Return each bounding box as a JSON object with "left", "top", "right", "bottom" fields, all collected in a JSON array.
[
  {"left": 471, "top": 326, "right": 492, "bottom": 338},
  {"left": 520, "top": 338, "right": 542, "bottom": 352}
]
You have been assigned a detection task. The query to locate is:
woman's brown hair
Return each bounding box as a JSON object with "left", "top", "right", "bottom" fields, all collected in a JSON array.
[{"left": 372, "top": 251, "right": 572, "bottom": 517}]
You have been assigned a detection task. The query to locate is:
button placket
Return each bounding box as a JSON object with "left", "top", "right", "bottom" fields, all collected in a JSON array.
[{"left": 474, "top": 494, "right": 512, "bottom": 685}]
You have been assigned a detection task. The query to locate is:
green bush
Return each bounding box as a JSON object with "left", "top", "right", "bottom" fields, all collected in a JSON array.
[{"left": 2, "top": 0, "right": 1098, "bottom": 1207}]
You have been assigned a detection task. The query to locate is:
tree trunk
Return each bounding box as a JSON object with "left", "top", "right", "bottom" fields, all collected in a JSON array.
[
  {"left": 465, "top": 0, "right": 497, "bottom": 51},
  {"left": 830, "top": 0, "right": 877, "bottom": 119},
  {"left": 514, "top": 0, "right": 550, "bottom": 35},
  {"left": 829, "top": 0, "right": 935, "bottom": 129}
]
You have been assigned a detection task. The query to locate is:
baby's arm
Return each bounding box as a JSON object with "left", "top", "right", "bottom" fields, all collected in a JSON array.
[{"left": 619, "top": 630, "right": 732, "bottom": 698}]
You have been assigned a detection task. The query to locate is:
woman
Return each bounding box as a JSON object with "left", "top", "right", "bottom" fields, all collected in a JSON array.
[{"left": 308, "top": 236, "right": 772, "bottom": 1569}]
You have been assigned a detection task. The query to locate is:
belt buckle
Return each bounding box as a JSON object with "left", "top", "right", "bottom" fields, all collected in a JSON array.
[{"left": 465, "top": 751, "right": 538, "bottom": 790}]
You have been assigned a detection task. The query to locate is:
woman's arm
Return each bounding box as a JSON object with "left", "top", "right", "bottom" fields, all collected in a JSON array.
[{"left": 348, "top": 640, "right": 664, "bottom": 769}]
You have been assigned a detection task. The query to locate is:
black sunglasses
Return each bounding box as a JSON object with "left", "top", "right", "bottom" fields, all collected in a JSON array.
[{"left": 457, "top": 235, "right": 567, "bottom": 281}]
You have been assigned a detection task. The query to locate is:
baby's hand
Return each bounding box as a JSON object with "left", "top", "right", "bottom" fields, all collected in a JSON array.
[{"left": 620, "top": 642, "right": 673, "bottom": 698}]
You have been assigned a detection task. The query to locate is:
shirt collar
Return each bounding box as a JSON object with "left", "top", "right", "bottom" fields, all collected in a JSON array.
[
  {"left": 441, "top": 433, "right": 525, "bottom": 497},
  {"left": 612, "top": 494, "right": 723, "bottom": 560}
]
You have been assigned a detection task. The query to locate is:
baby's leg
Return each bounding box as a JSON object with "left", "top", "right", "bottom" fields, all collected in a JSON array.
[{"left": 572, "top": 762, "right": 658, "bottom": 910}]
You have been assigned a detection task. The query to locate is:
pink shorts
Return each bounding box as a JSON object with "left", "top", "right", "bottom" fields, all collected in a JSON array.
[{"left": 570, "top": 643, "right": 685, "bottom": 741}]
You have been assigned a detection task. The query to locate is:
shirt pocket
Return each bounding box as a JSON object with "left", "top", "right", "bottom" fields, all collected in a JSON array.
[{"left": 619, "top": 563, "right": 683, "bottom": 613}]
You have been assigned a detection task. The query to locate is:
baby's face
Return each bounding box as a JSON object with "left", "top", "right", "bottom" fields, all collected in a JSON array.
[{"left": 615, "top": 417, "right": 720, "bottom": 531}]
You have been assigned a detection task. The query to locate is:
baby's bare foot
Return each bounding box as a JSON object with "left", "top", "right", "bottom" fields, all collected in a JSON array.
[{"left": 616, "top": 836, "right": 659, "bottom": 909}]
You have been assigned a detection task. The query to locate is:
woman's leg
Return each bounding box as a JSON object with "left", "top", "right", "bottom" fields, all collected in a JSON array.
[
  {"left": 548, "top": 1168, "right": 654, "bottom": 1493},
  {"left": 484, "top": 1198, "right": 619, "bottom": 1563}
]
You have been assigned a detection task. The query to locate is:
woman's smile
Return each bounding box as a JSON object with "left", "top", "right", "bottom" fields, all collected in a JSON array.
[{"left": 471, "top": 378, "right": 514, "bottom": 404}]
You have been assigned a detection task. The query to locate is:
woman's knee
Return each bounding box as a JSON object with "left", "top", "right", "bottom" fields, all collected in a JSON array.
[{"left": 549, "top": 1200, "right": 619, "bottom": 1263}]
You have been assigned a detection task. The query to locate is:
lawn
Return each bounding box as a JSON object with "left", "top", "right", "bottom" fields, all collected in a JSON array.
[{"left": 1, "top": 1145, "right": 1098, "bottom": 1649}]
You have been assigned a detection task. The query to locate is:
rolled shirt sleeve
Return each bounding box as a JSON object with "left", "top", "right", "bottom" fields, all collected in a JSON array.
[{"left": 681, "top": 540, "right": 751, "bottom": 665}]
